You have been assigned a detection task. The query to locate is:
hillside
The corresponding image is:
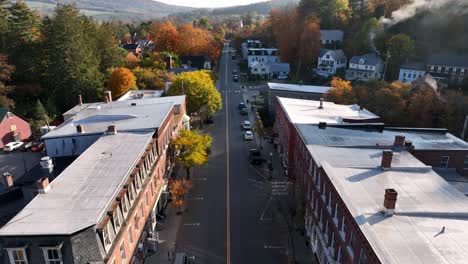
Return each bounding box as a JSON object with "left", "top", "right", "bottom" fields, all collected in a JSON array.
[{"left": 25, "top": 0, "right": 195, "bottom": 20}]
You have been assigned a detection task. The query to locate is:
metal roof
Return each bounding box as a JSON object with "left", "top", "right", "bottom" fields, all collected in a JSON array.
[
  {"left": 309, "top": 145, "right": 468, "bottom": 264},
  {"left": 297, "top": 124, "right": 468, "bottom": 150},
  {"left": 0, "top": 131, "right": 153, "bottom": 236},
  {"left": 277, "top": 97, "right": 379, "bottom": 124},
  {"left": 46, "top": 96, "right": 185, "bottom": 139},
  {"left": 320, "top": 30, "right": 344, "bottom": 41}
]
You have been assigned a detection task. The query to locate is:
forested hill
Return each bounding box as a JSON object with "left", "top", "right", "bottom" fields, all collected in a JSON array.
[{"left": 24, "top": 0, "right": 195, "bottom": 20}]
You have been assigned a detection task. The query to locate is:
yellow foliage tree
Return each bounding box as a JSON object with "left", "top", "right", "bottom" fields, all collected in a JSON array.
[
  {"left": 107, "top": 67, "right": 136, "bottom": 99},
  {"left": 325, "top": 77, "right": 354, "bottom": 104},
  {"left": 171, "top": 129, "right": 212, "bottom": 178}
]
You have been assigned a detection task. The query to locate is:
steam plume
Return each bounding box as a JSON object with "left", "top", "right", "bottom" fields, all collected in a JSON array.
[{"left": 380, "top": 0, "right": 468, "bottom": 27}]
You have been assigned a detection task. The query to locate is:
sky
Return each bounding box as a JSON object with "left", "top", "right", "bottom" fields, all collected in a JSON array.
[{"left": 156, "top": 0, "right": 269, "bottom": 8}]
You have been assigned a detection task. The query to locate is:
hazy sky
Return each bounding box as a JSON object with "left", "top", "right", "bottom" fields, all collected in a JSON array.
[{"left": 156, "top": 0, "right": 269, "bottom": 8}]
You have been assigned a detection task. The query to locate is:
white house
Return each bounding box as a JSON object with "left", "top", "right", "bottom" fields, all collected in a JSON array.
[
  {"left": 315, "top": 49, "right": 347, "bottom": 77},
  {"left": 346, "top": 53, "right": 384, "bottom": 81},
  {"left": 241, "top": 39, "right": 263, "bottom": 59},
  {"left": 249, "top": 61, "right": 290, "bottom": 80},
  {"left": 320, "top": 30, "right": 344, "bottom": 46},
  {"left": 249, "top": 61, "right": 270, "bottom": 76},
  {"left": 399, "top": 62, "right": 426, "bottom": 83},
  {"left": 247, "top": 48, "right": 278, "bottom": 67}
]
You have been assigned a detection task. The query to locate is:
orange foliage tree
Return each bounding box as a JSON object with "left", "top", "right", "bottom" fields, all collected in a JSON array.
[
  {"left": 270, "top": 8, "right": 300, "bottom": 64},
  {"left": 151, "top": 20, "right": 179, "bottom": 52},
  {"left": 297, "top": 16, "right": 321, "bottom": 77},
  {"left": 107, "top": 67, "right": 136, "bottom": 98},
  {"left": 325, "top": 77, "right": 354, "bottom": 104},
  {"left": 171, "top": 179, "right": 193, "bottom": 214}
]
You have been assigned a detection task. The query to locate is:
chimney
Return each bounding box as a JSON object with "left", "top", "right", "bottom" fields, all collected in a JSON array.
[
  {"left": 76, "top": 124, "right": 84, "bottom": 133},
  {"left": 37, "top": 177, "right": 50, "bottom": 194},
  {"left": 104, "top": 96, "right": 109, "bottom": 104},
  {"left": 383, "top": 188, "right": 398, "bottom": 216},
  {"left": 319, "top": 98, "right": 324, "bottom": 109},
  {"left": 104, "top": 90, "right": 112, "bottom": 102},
  {"left": 107, "top": 125, "right": 117, "bottom": 135},
  {"left": 165, "top": 56, "right": 172, "bottom": 70},
  {"left": 3, "top": 172, "right": 13, "bottom": 188},
  {"left": 78, "top": 95, "right": 83, "bottom": 106},
  {"left": 40, "top": 156, "right": 53, "bottom": 169},
  {"left": 393, "top": 134, "right": 405, "bottom": 147},
  {"left": 381, "top": 150, "right": 393, "bottom": 170},
  {"left": 318, "top": 122, "right": 327, "bottom": 129}
]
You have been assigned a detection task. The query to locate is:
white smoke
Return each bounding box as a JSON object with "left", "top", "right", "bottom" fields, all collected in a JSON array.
[{"left": 380, "top": 0, "right": 468, "bottom": 27}]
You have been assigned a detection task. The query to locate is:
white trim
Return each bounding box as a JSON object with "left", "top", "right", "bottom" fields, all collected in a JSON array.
[
  {"left": 41, "top": 245, "right": 63, "bottom": 264},
  {"left": 6, "top": 247, "right": 29, "bottom": 264}
]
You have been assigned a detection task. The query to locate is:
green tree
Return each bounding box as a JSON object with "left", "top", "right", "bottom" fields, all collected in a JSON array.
[
  {"left": 30, "top": 99, "right": 50, "bottom": 135},
  {"left": 386, "top": 33, "right": 415, "bottom": 80},
  {"left": 0, "top": 0, "right": 10, "bottom": 51},
  {"left": 132, "top": 67, "right": 169, "bottom": 90},
  {"left": 0, "top": 54, "right": 15, "bottom": 108},
  {"left": 172, "top": 129, "right": 212, "bottom": 178},
  {"left": 168, "top": 70, "right": 222, "bottom": 115},
  {"left": 95, "top": 22, "right": 127, "bottom": 72},
  {"left": 39, "top": 4, "right": 103, "bottom": 112},
  {"left": 345, "top": 18, "right": 383, "bottom": 55}
]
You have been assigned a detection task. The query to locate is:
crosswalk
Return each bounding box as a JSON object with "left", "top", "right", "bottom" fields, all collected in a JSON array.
[{"left": 271, "top": 181, "right": 289, "bottom": 196}]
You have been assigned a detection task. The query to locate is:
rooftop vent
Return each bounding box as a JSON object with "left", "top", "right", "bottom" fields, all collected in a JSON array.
[
  {"left": 318, "top": 122, "right": 327, "bottom": 129},
  {"left": 393, "top": 134, "right": 405, "bottom": 147},
  {"left": 107, "top": 125, "right": 117, "bottom": 135},
  {"left": 40, "top": 156, "right": 53, "bottom": 169},
  {"left": 3, "top": 172, "right": 13, "bottom": 188},
  {"left": 37, "top": 177, "right": 50, "bottom": 194},
  {"left": 381, "top": 150, "right": 393, "bottom": 170},
  {"left": 78, "top": 95, "right": 83, "bottom": 106},
  {"left": 319, "top": 98, "right": 324, "bottom": 109},
  {"left": 76, "top": 124, "right": 84, "bottom": 133},
  {"left": 131, "top": 102, "right": 137, "bottom": 106},
  {"left": 104, "top": 90, "right": 112, "bottom": 103},
  {"left": 383, "top": 188, "right": 398, "bottom": 216}
]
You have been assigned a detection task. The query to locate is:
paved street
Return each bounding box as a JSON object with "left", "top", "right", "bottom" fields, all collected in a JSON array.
[{"left": 147, "top": 44, "right": 299, "bottom": 264}]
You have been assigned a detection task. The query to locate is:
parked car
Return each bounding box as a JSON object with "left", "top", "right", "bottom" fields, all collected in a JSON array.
[
  {"left": 31, "top": 141, "right": 45, "bottom": 152},
  {"left": 204, "top": 115, "right": 214, "bottom": 124},
  {"left": 242, "top": 120, "right": 252, "bottom": 130},
  {"left": 240, "top": 108, "right": 248, "bottom": 115},
  {"left": 244, "top": 130, "right": 254, "bottom": 141},
  {"left": 249, "top": 149, "right": 261, "bottom": 157},
  {"left": 238, "top": 102, "right": 246, "bottom": 109},
  {"left": 19, "top": 141, "right": 33, "bottom": 152},
  {"left": 232, "top": 69, "right": 237, "bottom": 74},
  {"left": 4, "top": 141, "right": 24, "bottom": 152}
]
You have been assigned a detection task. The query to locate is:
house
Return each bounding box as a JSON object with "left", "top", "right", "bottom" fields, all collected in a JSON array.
[
  {"left": 247, "top": 48, "right": 278, "bottom": 68},
  {"left": 0, "top": 94, "right": 189, "bottom": 264},
  {"left": 426, "top": 53, "right": 468, "bottom": 86},
  {"left": 180, "top": 55, "right": 211, "bottom": 70},
  {"left": 0, "top": 108, "right": 31, "bottom": 148},
  {"left": 320, "top": 30, "right": 344, "bottom": 46},
  {"left": 249, "top": 61, "right": 270, "bottom": 77},
  {"left": 122, "top": 43, "right": 142, "bottom": 56},
  {"left": 399, "top": 61, "right": 426, "bottom": 83},
  {"left": 135, "top": 39, "right": 155, "bottom": 52},
  {"left": 345, "top": 53, "right": 384, "bottom": 81},
  {"left": 268, "top": 84, "right": 333, "bottom": 115},
  {"left": 241, "top": 39, "right": 263, "bottom": 59},
  {"left": 315, "top": 49, "right": 347, "bottom": 77},
  {"left": 270, "top": 63, "right": 290, "bottom": 79}
]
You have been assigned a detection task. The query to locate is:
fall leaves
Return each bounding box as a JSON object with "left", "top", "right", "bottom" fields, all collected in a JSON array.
[{"left": 107, "top": 67, "right": 136, "bottom": 99}]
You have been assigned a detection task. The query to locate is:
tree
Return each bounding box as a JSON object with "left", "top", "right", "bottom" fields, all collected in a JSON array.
[
  {"left": 39, "top": 4, "right": 103, "bottom": 112},
  {"left": 386, "top": 33, "right": 415, "bottom": 80},
  {"left": 296, "top": 16, "right": 321, "bottom": 78},
  {"left": 151, "top": 20, "right": 179, "bottom": 52},
  {"left": 168, "top": 70, "right": 221, "bottom": 115},
  {"left": 30, "top": 99, "right": 50, "bottom": 135},
  {"left": 124, "top": 52, "right": 139, "bottom": 69},
  {"left": 345, "top": 18, "right": 383, "bottom": 56},
  {"left": 95, "top": 22, "right": 127, "bottom": 72},
  {"left": 132, "top": 67, "right": 170, "bottom": 90},
  {"left": 107, "top": 67, "right": 136, "bottom": 98},
  {"left": 0, "top": 54, "right": 15, "bottom": 108},
  {"left": 171, "top": 179, "right": 193, "bottom": 214},
  {"left": 270, "top": 8, "right": 300, "bottom": 64},
  {"left": 0, "top": 0, "right": 10, "bottom": 51},
  {"left": 317, "top": 0, "right": 351, "bottom": 28},
  {"left": 171, "top": 129, "right": 212, "bottom": 178},
  {"left": 325, "top": 77, "right": 354, "bottom": 104}
]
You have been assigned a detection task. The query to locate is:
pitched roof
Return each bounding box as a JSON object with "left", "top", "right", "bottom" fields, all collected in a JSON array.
[
  {"left": 400, "top": 61, "right": 426, "bottom": 71},
  {"left": 319, "top": 49, "right": 346, "bottom": 60},
  {"left": 427, "top": 53, "right": 468, "bottom": 68},
  {"left": 349, "top": 53, "right": 382, "bottom": 66},
  {"left": 0, "top": 108, "right": 8, "bottom": 120},
  {"left": 320, "top": 30, "right": 344, "bottom": 41},
  {"left": 180, "top": 56, "right": 206, "bottom": 69}
]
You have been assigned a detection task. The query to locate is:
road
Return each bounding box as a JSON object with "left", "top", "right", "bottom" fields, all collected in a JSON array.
[{"left": 174, "top": 44, "right": 289, "bottom": 264}]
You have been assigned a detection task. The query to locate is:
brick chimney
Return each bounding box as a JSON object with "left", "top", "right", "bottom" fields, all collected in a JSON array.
[
  {"left": 383, "top": 188, "right": 398, "bottom": 216},
  {"left": 165, "top": 56, "right": 172, "bottom": 70},
  {"left": 37, "top": 177, "right": 50, "bottom": 194},
  {"left": 107, "top": 125, "right": 117, "bottom": 135},
  {"left": 104, "top": 90, "right": 112, "bottom": 103},
  {"left": 3, "top": 172, "right": 13, "bottom": 188},
  {"left": 319, "top": 98, "right": 324, "bottom": 109},
  {"left": 381, "top": 150, "right": 393, "bottom": 170},
  {"left": 393, "top": 134, "right": 405, "bottom": 147},
  {"left": 78, "top": 94, "right": 83, "bottom": 106},
  {"left": 76, "top": 124, "right": 84, "bottom": 133}
]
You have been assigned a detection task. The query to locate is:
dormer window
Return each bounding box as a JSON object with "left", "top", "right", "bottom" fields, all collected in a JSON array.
[
  {"left": 359, "top": 59, "right": 364, "bottom": 64},
  {"left": 41, "top": 245, "right": 63, "bottom": 264},
  {"left": 326, "top": 55, "right": 330, "bottom": 59},
  {"left": 6, "top": 247, "right": 28, "bottom": 264}
]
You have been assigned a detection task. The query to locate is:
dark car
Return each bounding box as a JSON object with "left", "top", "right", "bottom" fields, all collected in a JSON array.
[
  {"left": 204, "top": 115, "right": 214, "bottom": 124},
  {"left": 238, "top": 102, "right": 246, "bottom": 109},
  {"left": 240, "top": 108, "right": 248, "bottom": 115},
  {"left": 31, "top": 141, "right": 45, "bottom": 152},
  {"left": 249, "top": 149, "right": 261, "bottom": 157},
  {"left": 232, "top": 69, "right": 237, "bottom": 74},
  {"left": 19, "top": 141, "right": 33, "bottom": 152},
  {"left": 250, "top": 157, "right": 267, "bottom": 165},
  {"left": 233, "top": 75, "right": 239, "bottom": 82}
]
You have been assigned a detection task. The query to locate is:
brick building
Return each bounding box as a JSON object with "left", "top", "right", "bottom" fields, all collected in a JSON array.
[
  {"left": 0, "top": 95, "right": 188, "bottom": 264},
  {"left": 274, "top": 96, "right": 468, "bottom": 263},
  {"left": 0, "top": 108, "right": 31, "bottom": 148}
]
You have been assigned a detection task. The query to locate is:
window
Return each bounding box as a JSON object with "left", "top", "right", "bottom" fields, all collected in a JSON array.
[
  {"left": 128, "top": 227, "right": 133, "bottom": 244},
  {"left": 327, "top": 192, "right": 332, "bottom": 212},
  {"left": 334, "top": 203, "right": 339, "bottom": 224},
  {"left": 128, "top": 183, "right": 135, "bottom": 203},
  {"left": 340, "top": 216, "right": 346, "bottom": 239},
  {"left": 10, "top": 124, "right": 16, "bottom": 131},
  {"left": 440, "top": 156, "right": 449, "bottom": 168},
  {"left": 41, "top": 247, "right": 63, "bottom": 264},
  {"left": 349, "top": 231, "right": 356, "bottom": 252},
  {"left": 103, "top": 223, "right": 112, "bottom": 248},
  {"left": 359, "top": 249, "right": 367, "bottom": 264},
  {"left": 140, "top": 202, "right": 144, "bottom": 216},
  {"left": 330, "top": 232, "right": 335, "bottom": 256},
  {"left": 464, "top": 156, "right": 468, "bottom": 169},
  {"left": 6, "top": 248, "right": 28, "bottom": 264},
  {"left": 113, "top": 209, "right": 122, "bottom": 232},
  {"left": 120, "top": 242, "right": 126, "bottom": 260},
  {"left": 121, "top": 195, "right": 129, "bottom": 217},
  {"left": 337, "top": 246, "right": 342, "bottom": 262},
  {"left": 146, "top": 191, "right": 150, "bottom": 207},
  {"left": 403, "top": 72, "right": 406, "bottom": 77},
  {"left": 134, "top": 213, "right": 139, "bottom": 231}
]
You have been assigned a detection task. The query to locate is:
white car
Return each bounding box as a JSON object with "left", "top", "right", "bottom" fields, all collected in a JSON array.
[
  {"left": 243, "top": 131, "right": 254, "bottom": 141},
  {"left": 242, "top": 120, "right": 252, "bottom": 130},
  {"left": 4, "top": 141, "right": 24, "bottom": 152}
]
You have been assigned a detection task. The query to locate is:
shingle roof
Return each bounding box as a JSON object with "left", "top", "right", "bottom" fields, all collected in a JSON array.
[
  {"left": 320, "top": 30, "right": 344, "bottom": 41},
  {"left": 270, "top": 63, "right": 290, "bottom": 72},
  {"left": 400, "top": 61, "right": 426, "bottom": 71},
  {"left": 427, "top": 53, "right": 468, "bottom": 68},
  {"left": 319, "top": 49, "right": 346, "bottom": 60},
  {"left": 349, "top": 53, "right": 382, "bottom": 66},
  {"left": 180, "top": 56, "right": 206, "bottom": 69}
]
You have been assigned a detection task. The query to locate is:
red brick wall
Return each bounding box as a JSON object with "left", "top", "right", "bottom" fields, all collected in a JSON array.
[
  {"left": 0, "top": 114, "right": 32, "bottom": 148},
  {"left": 413, "top": 149, "right": 468, "bottom": 176}
]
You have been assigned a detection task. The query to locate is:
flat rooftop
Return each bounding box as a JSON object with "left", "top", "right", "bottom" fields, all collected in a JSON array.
[
  {"left": 0, "top": 131, "right": 153, "bottom": 236},
  {"left": 297, "top": 124, "right": 468, "bottom": 150},
  {"left": 268, "top": 83, "right": 331, "bottom": 94},
  {"left": 116, "top": 90, "right": 164, "bottom": 101},
  {"left": 309, "top": 145, "right": 468, "bottom": 263},
  {"left": 277, "top": 97, "right": 379, "bottom": 124},
  {"left": 46, "top": 96, "right": 185, "bottom": 139}
]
